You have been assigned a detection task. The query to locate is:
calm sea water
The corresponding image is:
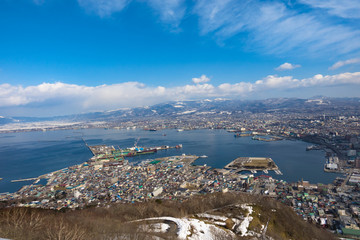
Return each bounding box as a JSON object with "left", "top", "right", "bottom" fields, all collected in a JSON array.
[{"left": 0, "top": 129, "right": 342, "bottom": 193}]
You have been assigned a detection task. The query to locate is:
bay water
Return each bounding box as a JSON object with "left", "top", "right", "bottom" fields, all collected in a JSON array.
[{"left": 0, "top": 129, "right": 342, "bottom": 193}]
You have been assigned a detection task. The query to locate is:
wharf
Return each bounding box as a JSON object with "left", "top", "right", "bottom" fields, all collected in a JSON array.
[
  {"left": 155, "top": 155, "right": 199, "bottom": 165},
  {"left": 224, "top": 157, "right": 280, "bottom": 173},
  {"left": 252, "top": 136, "right": 283, "bottom": 142},
  {"left": 88, "top": 144, "right": 182, "bottom": 158},
  {"left": 11, "top": 177, "right": 38, "bottom": 183},
  {"left": 234, "top": 133, "right": 251, "bottom": 137},
  {"left": 88, "top": 145, "right": 114, "bottom": 156}
]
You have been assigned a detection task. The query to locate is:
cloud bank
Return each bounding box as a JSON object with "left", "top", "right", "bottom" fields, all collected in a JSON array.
[{"left": 1, "top": 72, "right": 360, "bottom": 115}]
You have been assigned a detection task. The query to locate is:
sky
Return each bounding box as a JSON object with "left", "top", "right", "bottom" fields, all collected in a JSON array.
[{"left": 0, "top": 0, "right": 360, "bottom": 117}]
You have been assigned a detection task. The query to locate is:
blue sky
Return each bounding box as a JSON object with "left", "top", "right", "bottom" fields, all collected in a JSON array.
[{"left": 0, "top": 0, "right": 360, "bottom": 116}]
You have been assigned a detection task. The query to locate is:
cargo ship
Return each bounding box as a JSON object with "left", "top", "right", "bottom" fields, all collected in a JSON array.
[
  {"left": 234, "top": 133, "right": 251, "bottom": 137},
  {"left": 136, "top": 148, "right": 157, "bottom": 155},
  {"left": 112, "top": 147, "right": 157, "bottom": 157}
]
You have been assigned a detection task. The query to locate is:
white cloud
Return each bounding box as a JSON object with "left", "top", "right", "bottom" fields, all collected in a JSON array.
[
  {"left": 299, "top": 0, "right": 360, "bottom": 19},
  {"left": 65, "top": 0, "right": 360, "bottom": 57},
  {"left": 275, "top": 62, "right": 301, "bottom": 71},
  {"left": 77, "top": 0, "right": 131, "bottom": 17},
  {"left": 217, "top": 72, "right": 360, "bottom": 94},
  {"left": 329, "top": 58, "right": 360, "bottom": 70},
  {"left": 299, "top": 72, "right": 360, "bottom": 86},
  {"left": 146, "top": 0, "right": 186, "bottom": 28},
  {"left": 254, "top": 72, "right": 360, "bottom": 89},
  {"left": 32, "top": 0, "right": 360, "bottom": 58},
  {"left": 192, "top": 75, "right": 210, "bottom": 84},
  {"left": 1, "top": 72, "right": 360, "bottom": 115},
  {"left": 218, "top": 82, "right": 254, "bottom": 94},
  {"left": 77, "top": 0, "right": 185, "bottom": 27},
  {"left": 193, "top": 0, "right": 360, "bottom": 56},
  {"left": 255, "top": 75, "right": 300, "bottom": 89}
]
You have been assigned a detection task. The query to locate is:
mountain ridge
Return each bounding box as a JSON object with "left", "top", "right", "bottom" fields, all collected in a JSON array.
[{"left": 1, "top": 97, "right": 360, "bottom": 126}]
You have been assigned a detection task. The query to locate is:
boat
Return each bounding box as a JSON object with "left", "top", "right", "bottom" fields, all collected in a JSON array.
[
  {"left": 200, "top": 155, "right": 208, "bottom": 158},
  {"left": 136, "top": 148, "right": 157, "bottom": 155},
  {"left": 113, "top": 149, "right": 137, "bottom": 157},
  {"left": 306, "top": 145, "right": 322, "bottom": 151},
  {"left": 234, "top": 133, "right": 251, "bottom": 137}
]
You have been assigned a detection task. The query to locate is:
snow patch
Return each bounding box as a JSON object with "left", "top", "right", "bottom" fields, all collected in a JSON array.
[
  {"left": 196, "top": 213, "right": 228, "bottom": 222},
  {"left": 139, "top": 223, "right": 170, "bottom": 233},
  {"left": 220, "top": 111, "right": 231, "bottom": 115},
  {"left": 106, "top": 108, "right": 130, "bottom": 112},
  {"left": 235, "top": 204, "right": 253, "bottom": 236},
  {"left": 177, "top": 110, "right": 196, "bottom": 115},
  {"left": 132, "top": 216, "right": 234, "bottom": 240},
  {"left": 195, "top": 111, "right": 216, "bottom": 115}
]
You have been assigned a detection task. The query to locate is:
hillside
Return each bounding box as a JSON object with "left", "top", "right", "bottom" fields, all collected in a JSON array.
[{"left": 0, "top": 192, "right": 337, "bottom": 240}]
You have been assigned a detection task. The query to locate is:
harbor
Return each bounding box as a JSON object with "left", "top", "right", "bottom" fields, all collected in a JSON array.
[{"left": 0, "top": 128, "right": 343, "bottom": 194}]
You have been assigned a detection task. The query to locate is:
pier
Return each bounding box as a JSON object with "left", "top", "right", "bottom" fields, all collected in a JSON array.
[
  {"left": 155, "top": 154, "right": 199, "bottom": 165},
  {"left": 11, "top": 178, "right": 38, "bottom": 183},
  {"left": 225, "top": 157, "right": 280, "bottom": 174},
  {"left": 87, "top": 144, "right": 183, "bottom": 158}
]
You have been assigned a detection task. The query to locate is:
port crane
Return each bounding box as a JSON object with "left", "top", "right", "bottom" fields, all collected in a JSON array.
[{"left": 134, "top": 137, "right": 141, "bottom": 147}]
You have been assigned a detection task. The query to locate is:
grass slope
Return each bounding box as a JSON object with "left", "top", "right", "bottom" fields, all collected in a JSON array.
[{"left": 0, "top": 192, "right": 336, "bottom": 240}]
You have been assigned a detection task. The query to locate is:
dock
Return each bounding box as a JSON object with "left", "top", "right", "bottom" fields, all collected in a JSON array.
[
  {"left": 252, "top": 136, "right": 283, "bottom": 142},
  {"left": 11, "top": 177, "right": 38, "bottom": 183},
  {"left": 224, "top": 157, "right": 280, "bottom": 174},
  {"left": 88, "top": 144, "right": 183, "bottom": 158},
  {"left": 155, "top": 154, "right": 199, "bottom": 165}
]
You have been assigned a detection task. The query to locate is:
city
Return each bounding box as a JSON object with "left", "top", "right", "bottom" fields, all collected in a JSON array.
[
  {"left": 1, "top": 0, "right": 360, "bottom": 239},
  {"left": 1, "top": 99, "right": 360, "bottom": 238}
]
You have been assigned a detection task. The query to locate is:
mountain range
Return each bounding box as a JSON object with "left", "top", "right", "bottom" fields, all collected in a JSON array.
[{"left": 1, "top": 97, "right": 360, "bottom": 126}]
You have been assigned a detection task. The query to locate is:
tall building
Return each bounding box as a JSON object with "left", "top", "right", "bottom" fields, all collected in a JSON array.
[{"left": 355, "top": 158, "right": 360, "bottom": 169}]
